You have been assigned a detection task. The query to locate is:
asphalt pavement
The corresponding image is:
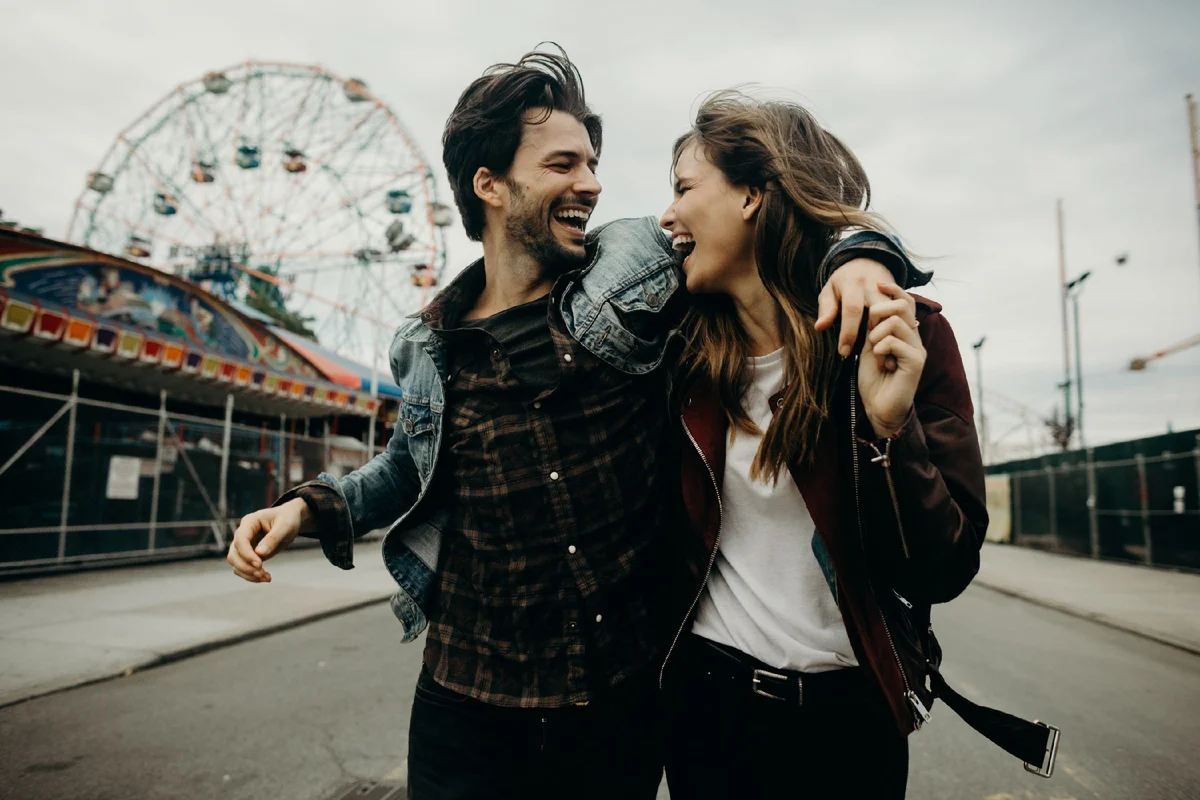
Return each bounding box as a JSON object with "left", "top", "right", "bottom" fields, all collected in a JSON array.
[{"left": 2, "top": 581, "right": 1198, "bottom": 800}]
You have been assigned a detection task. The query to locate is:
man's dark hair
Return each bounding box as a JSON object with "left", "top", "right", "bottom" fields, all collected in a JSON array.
[{"left": 442, "top": 44, "right": 602, "bottom": 241}]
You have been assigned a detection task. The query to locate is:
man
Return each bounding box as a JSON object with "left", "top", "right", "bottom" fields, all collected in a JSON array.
[{"left": 228, "top": 47, "right": 920, "bottom": 799}]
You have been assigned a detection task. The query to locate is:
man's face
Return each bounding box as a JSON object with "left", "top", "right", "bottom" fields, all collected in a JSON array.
[{"left": 500, "top": 109, "right": 601, "bottom": 270}]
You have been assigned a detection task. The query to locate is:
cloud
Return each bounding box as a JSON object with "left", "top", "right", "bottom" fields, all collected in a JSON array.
[{"left": 2, "top": 0, "right": 1198, "bottom": 450}]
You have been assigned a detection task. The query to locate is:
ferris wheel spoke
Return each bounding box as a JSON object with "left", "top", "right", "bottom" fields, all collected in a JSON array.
[
  {"left": 86, "top": 206, "right": 193, "bottom": 249},
  {"left": 182, "top": 93, "right": 247, "bottom": 246},
  {"left": 116, "top": 135, "right": 223, "bottom": 243},
  {"left": 251, "top": 82, "right": 344, "bottom": 254},
  {"left": 274, "top": 109, "right": 391, "bottom": 224},
  {"left": 264, "top": 166, "right": 424, "bottom": 257}
]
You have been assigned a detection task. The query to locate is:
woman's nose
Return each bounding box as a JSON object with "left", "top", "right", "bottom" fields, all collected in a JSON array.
[{"left": 659, "top": 205, "right": 675, "bottom": 231}]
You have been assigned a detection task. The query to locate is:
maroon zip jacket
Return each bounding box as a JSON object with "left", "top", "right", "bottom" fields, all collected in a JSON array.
[{"left": 661, "top": 296, "right": 988, "bottom": 735}]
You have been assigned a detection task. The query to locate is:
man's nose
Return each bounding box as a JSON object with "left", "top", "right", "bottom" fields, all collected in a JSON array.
[{"left": 575, "top": 169, "right": 601, "bottom": 197}]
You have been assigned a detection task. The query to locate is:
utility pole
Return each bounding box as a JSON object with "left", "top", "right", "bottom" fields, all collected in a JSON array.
[
  {"left": 1065, "top": 272, "right": 1092, "bottom": 450},
  {"left": 972, "top": 336, "right": 987, "bottom": 463},
  {"left": 1187, "top": 95, "right": 1200, "bottom": 299},
  {"left": 1057, "top": 199, "right": 1073, "bottom": 449}
]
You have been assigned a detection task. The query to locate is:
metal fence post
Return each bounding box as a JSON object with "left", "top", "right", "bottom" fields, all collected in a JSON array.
[
  {"left": 367, "top": 410, "right": 377, "bottom": 460},
  {"left": 278, "top": 413, "right": 287, "bottom": 497},
  {"left": 56, "top": 369, "right": 80, "bottom": 564},
  {"left": 1086, "top": 448, "right": 1099, "bottom": 559},
  {"left": 323, "top": 424, "right": 330, "bottom": 473},
  {"left": 148, "top": 389, "right": 167, "bottom": 552},
  {"left": 1012, "top": 473, "right": 1022, "bottom": 544},
  {"left": 217, "top": 394, "right": 234, "bottom": 536},
  {"left": 1194, "top": 435, "right": 1200, "bottom": 537},
  {"left": 1045, "top": 465, "right": 1057, "bottom": 544},
  {"left": 1136, "top": 453, "right": 1153, "bottom": 565}
]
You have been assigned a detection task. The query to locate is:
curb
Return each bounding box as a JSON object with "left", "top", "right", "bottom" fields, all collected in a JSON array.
[
  {"left": 972, "top": 580, "right": 1200, "bottom": 657},
  {"left": 0, "top": 593, "right": 392, "bottom": 711}
]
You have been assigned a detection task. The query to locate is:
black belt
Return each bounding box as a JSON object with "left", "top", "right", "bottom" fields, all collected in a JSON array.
[
  {"left": 929, "top": 665, "right": 1061, "bottom": 779},
  {"left": 684, "top": 634, "right": 868, "bottom": 706},
  {"left": 686, "top": 635, "right": 1061, "bottom": 778}
]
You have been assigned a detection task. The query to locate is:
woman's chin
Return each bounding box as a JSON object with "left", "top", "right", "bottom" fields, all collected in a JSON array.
[{"left": 684, "top": 270, "right": 715, "bottom": 295}]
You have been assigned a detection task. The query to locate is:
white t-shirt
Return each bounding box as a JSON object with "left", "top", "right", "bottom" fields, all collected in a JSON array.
[{"left": 691, "top": 347, "right": 858, "bottom": 672}]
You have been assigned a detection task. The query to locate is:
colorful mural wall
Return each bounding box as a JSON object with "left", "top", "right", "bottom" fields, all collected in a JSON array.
[{"left": 0, "top": 238, "right": 317, "bottom": 378}]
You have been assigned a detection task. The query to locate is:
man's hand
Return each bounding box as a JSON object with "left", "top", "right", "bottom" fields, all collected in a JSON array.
[
  {"left": 226, "top": 497, "right": 311, "bottom": 583},
  {"left": 815, "top": 258, "right": 897, "bottom": 357}
]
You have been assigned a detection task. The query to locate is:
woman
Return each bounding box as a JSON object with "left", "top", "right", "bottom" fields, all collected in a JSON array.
[{"left": 657, "top": 93, "right": 987, "bottom": 799}]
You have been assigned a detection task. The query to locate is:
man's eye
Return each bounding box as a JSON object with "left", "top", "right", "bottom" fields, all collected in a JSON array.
[{"left": 550, "top": 163, "right": 571, "bottom": 171}]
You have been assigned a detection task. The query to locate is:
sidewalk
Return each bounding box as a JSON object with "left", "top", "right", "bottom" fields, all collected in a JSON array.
[
  {"left": 0, "top": 539, "right": 395, "bottom": 708},
  {"left": 974, "top": 542, "right": 1200, "bottom": 655}
]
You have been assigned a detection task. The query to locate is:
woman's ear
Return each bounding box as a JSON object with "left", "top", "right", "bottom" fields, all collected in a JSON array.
[
  {"left": 741, "top": 185, "right": 764, "bottom": 222},
  {"left": 474, "top": 167, "right": 505, "bottom": 209}
]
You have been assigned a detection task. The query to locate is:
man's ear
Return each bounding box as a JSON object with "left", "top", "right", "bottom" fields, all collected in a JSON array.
[
  {"left": 474, "top": 167, "right": 506, "bottom": 209},
  {"left": 741, "top": 185, "right": 764, "bottom": 222}
]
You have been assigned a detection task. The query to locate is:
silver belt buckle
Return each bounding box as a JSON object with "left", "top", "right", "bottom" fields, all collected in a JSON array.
[
  {"left": 1023, "top": 721, "right": 1061, "bottom": 778},
  {"left": 752, "top": 668, "right": 799, "bottom": 703}
]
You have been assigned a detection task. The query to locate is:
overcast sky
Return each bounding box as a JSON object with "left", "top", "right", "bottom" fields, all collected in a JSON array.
[{"left": 3, "top": 0, "right": 1199, "bottom": 458}]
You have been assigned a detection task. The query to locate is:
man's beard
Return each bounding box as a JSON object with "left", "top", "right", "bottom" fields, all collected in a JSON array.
[{"left": 503, "top": 181, "right": 589, "bottom": 274}]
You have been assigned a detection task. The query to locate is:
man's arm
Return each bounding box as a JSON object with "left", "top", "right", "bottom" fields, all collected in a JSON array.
[
  {"left": 580, "top": 217, "right": 924, "bottom": 354},
  {"left": 272, "top": 417, "right": 422, "bottom": 570},
  {"left": 816, "top": 230, "right": 930, "bottom": 357}
]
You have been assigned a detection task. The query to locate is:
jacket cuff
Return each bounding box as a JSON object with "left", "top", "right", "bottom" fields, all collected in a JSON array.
[
  {"left": 273, "top": 480, "right": 354, "bottom": 570},
  {"left": 824, "top": 232, "right": 933, "bottom": 291}
]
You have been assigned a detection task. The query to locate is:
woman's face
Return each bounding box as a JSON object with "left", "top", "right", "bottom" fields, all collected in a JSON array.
[{"left": 659, "top": 141, "right": 758, "bottom": 295}]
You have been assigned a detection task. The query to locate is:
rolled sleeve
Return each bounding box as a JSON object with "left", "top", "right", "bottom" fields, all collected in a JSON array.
[{"left": 274, "top": 480, "right": 354, "bottom": 570}]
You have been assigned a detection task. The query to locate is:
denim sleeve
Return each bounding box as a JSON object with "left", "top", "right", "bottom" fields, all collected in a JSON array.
[
  {"left": 272, "top": 424, "right": 421, "bottom": 570},
  {"left": 818, "top": 231, "right": 931, "bottom": 292}
]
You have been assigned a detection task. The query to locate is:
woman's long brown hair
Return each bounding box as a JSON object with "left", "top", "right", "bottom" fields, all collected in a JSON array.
[{"left": 676, "top": 91, "right": 890, "bottom": 483}]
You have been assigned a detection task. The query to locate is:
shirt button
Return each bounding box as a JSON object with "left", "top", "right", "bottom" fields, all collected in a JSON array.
[
  {"left": 533, "top": 401, "right": 542, "bottom": 409},
  {"left": 646, "top": 292, "right": 659, "bottom": 307},
  {"left": 568, "top": 621, "right": 578, "bottom": 631},
  {"left": 595, "top": 614, "right": 603, "bottom": 623},
  {"left": 568, "top": 545, "right": 577, "bottom": 554},
  {"left": 563, "top": 354, "right": 573, "bottom": 363},
  {"left": 550, "top": 471, "right": 560, "bottom": 481}
]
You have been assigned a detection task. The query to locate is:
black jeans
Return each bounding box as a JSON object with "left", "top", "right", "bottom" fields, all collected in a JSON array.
[
  {"left": 664, "top": 636, "right": 909, "bottom": 799},
  {"left": 407, "top": 666, "right": 664, "bottom": 800}
]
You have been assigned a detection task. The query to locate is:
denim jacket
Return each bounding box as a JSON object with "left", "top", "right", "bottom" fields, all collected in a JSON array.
[{"left": 279, "top": 216, "right": 920, "bottom": 642}]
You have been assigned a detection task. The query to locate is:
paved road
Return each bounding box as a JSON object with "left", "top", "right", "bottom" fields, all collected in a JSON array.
[{"left": 2, "top": 584, "right": 1198, "bottom": 800}]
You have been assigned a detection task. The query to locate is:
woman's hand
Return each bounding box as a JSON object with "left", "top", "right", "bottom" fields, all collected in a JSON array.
[{"left": 857, "top": 282, "right": 926, "bottom": 439}]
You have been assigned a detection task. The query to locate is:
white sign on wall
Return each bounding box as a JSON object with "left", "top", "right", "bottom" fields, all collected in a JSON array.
[{"left": 105, "top": 456, "right": 142, "bottom": 500}]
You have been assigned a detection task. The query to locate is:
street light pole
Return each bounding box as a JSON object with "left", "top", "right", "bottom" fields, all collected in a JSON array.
[{"left": 972, "top": 336, "right": 987, "bottom": 463}]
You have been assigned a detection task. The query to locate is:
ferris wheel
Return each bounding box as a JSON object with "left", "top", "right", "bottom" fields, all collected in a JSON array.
[{"left": 66, "top": 60, "right": 454, "bottom": 362}]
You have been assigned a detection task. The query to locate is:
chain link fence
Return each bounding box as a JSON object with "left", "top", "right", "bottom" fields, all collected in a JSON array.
[
  {"left": 0, "top": 373, "right": 382, "bottom": 575},
  {"left": 987, "top": 432, "right": 1200, "bottom": 571}
]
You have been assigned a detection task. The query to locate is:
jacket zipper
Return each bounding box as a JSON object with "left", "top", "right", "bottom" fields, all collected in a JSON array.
[
  {"left": 851, "top": 357, "right": 928, "bottom": 729},
  {"left": 864, "top": 439, "right": 911, "bottom": 559},
  {"left": 659, "top": 415, "right": 724, "bottom": 690}
]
